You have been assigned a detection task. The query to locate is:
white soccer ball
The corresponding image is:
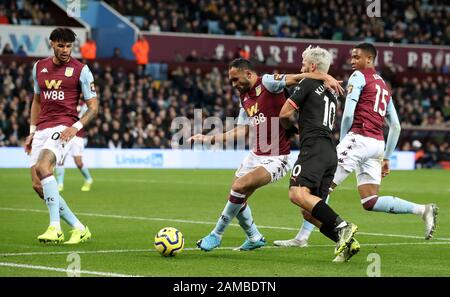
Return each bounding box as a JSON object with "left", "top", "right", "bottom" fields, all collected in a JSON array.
[{"left": 154, "top": 227, "right": 185, "bottom": 257}]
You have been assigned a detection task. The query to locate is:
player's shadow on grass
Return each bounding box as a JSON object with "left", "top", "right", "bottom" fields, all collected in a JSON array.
[{"left": 178, "top": 247, "right": 345, "bottom": 265}]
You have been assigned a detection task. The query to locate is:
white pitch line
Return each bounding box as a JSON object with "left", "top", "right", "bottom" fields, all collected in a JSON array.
[
  {"left": 0, "top": 262, "right": 142, "bottom": 277},
  {"left": 1, "top": 207, "right": 449, "bottom": 241},
  {"left": 1, "top": 241, "right": 450, "bottom": 257},
  {"left": 77, "top": 177, "right": 450, "bottom": 194}
]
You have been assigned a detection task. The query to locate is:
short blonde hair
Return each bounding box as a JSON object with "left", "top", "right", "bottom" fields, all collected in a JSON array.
[{"left": 302, "top": 45, "right": 332, "bottom": 73}]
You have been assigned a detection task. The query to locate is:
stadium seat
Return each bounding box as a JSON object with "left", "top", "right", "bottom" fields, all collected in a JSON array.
[
  {"left": 208, "top": 21, "right": 223, "bottom": 34},
  {"left": 145, "top": 63, "right": 168, "bottom": 80},
  {"left": 128, "top": 16, "right": 145, "bottom": 28}
]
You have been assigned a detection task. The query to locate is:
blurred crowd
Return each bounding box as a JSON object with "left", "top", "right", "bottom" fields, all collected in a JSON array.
[
  {"left": 1, "top": 59, "right": 449, "bottom": 167},
  {"left": 1, "top": 1, "right": 448, "bottom": 56},
  {"left": 0, "top": 1, "right": 55, "bottom": 26},
  {"left": 2, "top": 0, "right": 449, "bottom": 46},
  {"left": 393, "top": 76, "right": 450, "bottom": 126},
  {"left": 107, "top": 0, "right": 450, "bottom": 45}
]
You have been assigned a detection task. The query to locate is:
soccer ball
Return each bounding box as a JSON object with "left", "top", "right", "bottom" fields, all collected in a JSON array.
[{"left": 154, "top": 227, "right": 184, "bottom": 257}]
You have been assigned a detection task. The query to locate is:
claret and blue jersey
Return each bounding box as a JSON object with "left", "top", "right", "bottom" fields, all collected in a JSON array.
[
  {"left": 236, "top": 74, "right": 291, "bottom": 156},
  {"left": 342, "top": 68, "right": 401, "bottom": 159},
  {"left": 32, "top": 57, "right": 97, "bottom": 131}
]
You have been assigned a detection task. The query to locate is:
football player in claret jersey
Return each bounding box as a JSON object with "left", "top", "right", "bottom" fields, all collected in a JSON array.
[
  {"left": 189, "top": 58, "right": 344, "bottom": 252},
  {"left": 55, "top": 102, "right": 94, "bottom": 192},
  {"left": 279, "top": 46, "right": 358, "bottom": 259},
  {"left": 24, "top": 28, "right": 99, "bottom": 244},
  {"left": 275, "top": 43, "right": 438, "bottom": 262}
]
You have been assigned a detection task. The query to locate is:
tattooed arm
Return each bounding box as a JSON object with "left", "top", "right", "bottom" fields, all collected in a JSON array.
[{"left": 60, "top": 98, "right": 99, "bottom": 142}]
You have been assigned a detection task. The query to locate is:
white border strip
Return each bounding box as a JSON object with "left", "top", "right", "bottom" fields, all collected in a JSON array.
[
  {"left": 1, "top": 241, "right": 450, "bottom": 257},
  {"left": 0, "top": 262, "right": 142, "bottom": 277}
]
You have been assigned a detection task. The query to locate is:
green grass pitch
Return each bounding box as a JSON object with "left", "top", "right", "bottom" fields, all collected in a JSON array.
[{"left": 0, "top": 168, "right": 449, "bottom": 277}]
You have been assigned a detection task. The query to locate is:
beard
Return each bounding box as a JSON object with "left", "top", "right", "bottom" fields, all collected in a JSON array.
[
  {"left": 53, "top": 49, "right": 70, "bottom": 64},
  {"left": 238, "top": 80, "right": 251, "bottom": 93}
]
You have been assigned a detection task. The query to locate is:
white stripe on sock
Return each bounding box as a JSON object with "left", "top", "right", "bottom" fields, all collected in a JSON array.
[
  {"left": 413, "top": 204, "right": 426, "bottom": 216},
  {"left": 73, "top": 221, "right": 85, "bottom": 231},
  {"left": 50, "top": 221, "right": 61, "bottom": 231},
  {"left": 361, "top": 195, "right": 377, "bottom": 204},
  {"left": 41, "top": 175, "right": 56, "bottom": 185},
  {"left": 230, "top": 190, "right": 246, "bottom": 198}
]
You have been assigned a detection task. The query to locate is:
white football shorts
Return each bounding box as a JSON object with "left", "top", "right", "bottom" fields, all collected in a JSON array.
[
  {"left": 235, "top": 151, "right": 291, "bottom": 183},
  {"left": 68, "top": 136, "right": 85, "bottom": 157},
  {"left": 29, "top": 125, "right": 75, "bottom": 167},
  {"left": 333, "top": 132, "right": 385, "bottom": 186}
]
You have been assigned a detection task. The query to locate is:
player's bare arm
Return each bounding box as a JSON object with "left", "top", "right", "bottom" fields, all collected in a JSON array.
[
  {"left": 188, "top": 125, "right": 248, "bottom": 144},
  {"left": 284, "top": 73, "right": 344, "bottom": 96},
  {"left": 60, "top": 98, "right": 99, "bottom": 142},
  {"left": 382, "top": 159, "right": 390, "bottom": 178},
  {"left": 24, "top": 94, "right": 41, "bottom": 155},
  {"left": 279, "top": 100, "right": 297, "bottom": 130}
]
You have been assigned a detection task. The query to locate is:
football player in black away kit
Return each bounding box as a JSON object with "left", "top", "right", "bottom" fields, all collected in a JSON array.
[{"left": 279, "top": 46, "right": 359, "bottom": 259}]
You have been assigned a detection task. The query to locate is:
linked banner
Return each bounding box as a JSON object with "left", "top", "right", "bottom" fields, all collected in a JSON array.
[{"left": 0, "top": 147, "right": 415, "bottom": 170}]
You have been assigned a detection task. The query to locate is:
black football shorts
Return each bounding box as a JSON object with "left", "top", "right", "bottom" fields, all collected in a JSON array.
[{"left": 289, "top": 137, "right": 337, "bottom": 200}]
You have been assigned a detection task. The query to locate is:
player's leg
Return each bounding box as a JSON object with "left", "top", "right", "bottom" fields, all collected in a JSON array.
[
  {"left": 57, "top": 159, "right": 90, "bottom": 244},
  {"left": 58, "top": 187, "right": 91, "bottom": 244},
  {"left": 234, "top": 154, "right": 290, "bottom": 250},
  {"left": 47, "top": 128, "right": 91, "bottom": 244},
  {"left": 72, "top": 137, "right": 93, "bottom": 191},
  {"left": 358, "top": 182, "right": 425, "bottom": 214},
  {"left": 197, "top": 167, "right": 270, "bottom": 251},
  {"left": 31, "top": 166, "right": 44, "bottom": 199},
  {"left": 55, "top": 138, "right": 74, "bottom": 192},
  {"left": 356, "top": 136, "right": 437, "bottom": 239},
  {"left": 273, "top": 205, "right": 323, "bottom": 247},
  {"left": 358, "top": 180, "right": 437, "bottom": 240},
  {"left": 55, "top": 163, "right": 65, "bottom": 192},
  {"left": 234, "top": 201, "right": 266, "bottom": 251},
  {"left": 61, "top": 198, "right": 91, "bottom": 244},
  {"left": 321, "top": 168, "right": 360, "bottom": 262},
  {"left": 288, "top": 139, "right": 358, "bottom": 255},
  {"left": 197, "top": 154, "right": 271, "bottom": 251},
  {"left": 289, "top": 186, "right": 357, "bottom": 255},
  {"left": 274, "top": 139, "right": 355, "bottom": 247},
  {"left": 34, "top": 149, "right": 64, "bottom": 243},
  {"left": 231, "top": 166, "right": 272, "bottom": 250},
  {"left": 273, "top": 194, "right": 330, "bottom": 247},
  {"left": 30, "top": 130, "right": 45, "bottom": 199},
  {"left": 74, "top": 156, "right": 93, "bottom": 191}
]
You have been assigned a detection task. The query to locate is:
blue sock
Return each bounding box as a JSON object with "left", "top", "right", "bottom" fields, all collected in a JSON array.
[
  {"left": 55, "top": 167, "right": 65, "bottom": 185},
  {"left": 59, "top": 196, "right": 83, "bottom": 229},
  {"left": 212, "top": 191, "right": 246, "bottom": 237},
  {"left": 79, "top": 167, "right": 93, "bottom": 182},
  {"left": 372, "top": 196, "right": 422, "bottom": 214},
  {"left": 212, "top": 201, "right": 242, "bottom": 237},
  {"left": 41, "top": 175, "right": 61, "bottom": 229},
  {"left": 236, "top": 204, "right": 263, "bottom": 242},
  {"left": 296, "top": 194, "right": 331, "bottom": 241}
]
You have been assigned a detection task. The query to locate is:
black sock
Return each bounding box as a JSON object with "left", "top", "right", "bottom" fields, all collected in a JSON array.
[
  {"left": 320, "top": 224, "right": 339, "bottom": 242},
  {"left": 311, "top": 200, "right": 343, "bottom": 229}
]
